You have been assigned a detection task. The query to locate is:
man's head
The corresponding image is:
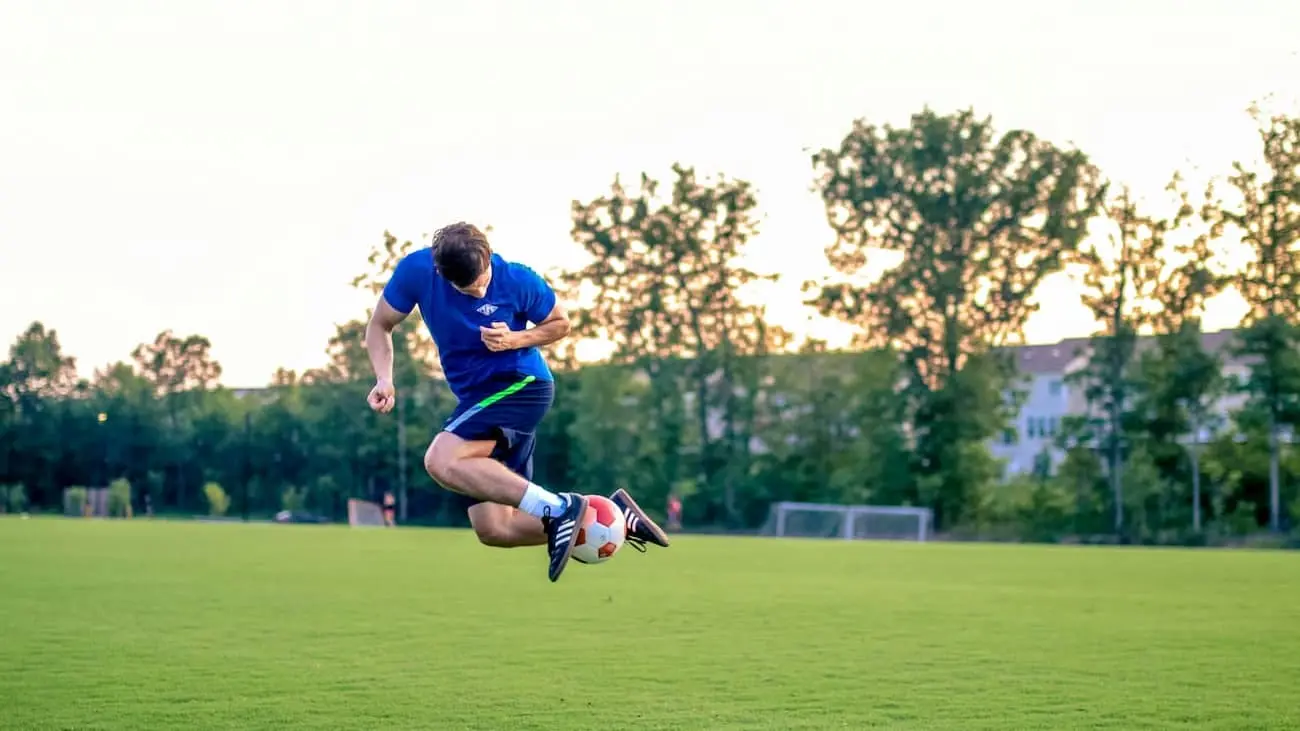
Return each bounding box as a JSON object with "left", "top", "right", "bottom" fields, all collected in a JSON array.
[{"left": 432, "top": 222, "right": 492, "bottom": 297}]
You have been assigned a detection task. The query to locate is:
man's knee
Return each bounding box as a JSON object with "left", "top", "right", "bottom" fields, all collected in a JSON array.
[
  {"left": 425, "top": 432, "right": 500, "bottom": 484},
  {"left": 468, "top": 504, "right": 516, "bottom": 548},
  {"left": 424, "top": 432, "right": 478, "bottom": 487},
  {"left": 424, "top": 436, "right": 455, "bottom": 485}
]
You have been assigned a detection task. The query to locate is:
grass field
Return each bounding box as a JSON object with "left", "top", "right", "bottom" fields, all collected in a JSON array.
[{"left": 1, "top": 518, "right": 1298, "bottom": 730}]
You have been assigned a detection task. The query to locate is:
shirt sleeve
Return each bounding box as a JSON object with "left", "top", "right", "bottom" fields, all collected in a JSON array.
[
  {"left": 381, "top": 252, "right": 426, "bottom": 314},
  {"left": 516, "top": 264, "right": 558, "bottom": 324}
]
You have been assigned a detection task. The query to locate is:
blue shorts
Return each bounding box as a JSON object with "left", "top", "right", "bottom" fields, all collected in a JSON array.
[{"left": 443, "top": 373, "right": 554, "bottom": 487}]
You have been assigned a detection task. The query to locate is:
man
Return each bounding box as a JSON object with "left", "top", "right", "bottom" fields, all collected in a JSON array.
[{"left": 365, "top": 222, "right": 669, "bottom": 582}]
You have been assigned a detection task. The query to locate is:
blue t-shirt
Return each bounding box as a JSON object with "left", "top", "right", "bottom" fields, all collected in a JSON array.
[{"left": 381, "top": 249, "right": 556, "bottom": 402}]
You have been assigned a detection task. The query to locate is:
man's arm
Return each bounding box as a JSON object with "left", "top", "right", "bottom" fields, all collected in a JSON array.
[
  {"left": 480, "top": 303, "right": 571, "bottom": 352},
  {"left": 366, "top": 296, "right": 410, "bottom": 383},
  {"left": 515, "top": 303, "right": 572, "bottom": 348}
]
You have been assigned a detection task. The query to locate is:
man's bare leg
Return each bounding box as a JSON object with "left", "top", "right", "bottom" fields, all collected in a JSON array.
[
  {"left": 424, "top": 431, "right": 586, "bottom": 582},
  {"left": 468, "top": 503, "right": 547, "bottom": 548},
  {"left": 424, "top": 432, "right": 530, "bottom": 505}
]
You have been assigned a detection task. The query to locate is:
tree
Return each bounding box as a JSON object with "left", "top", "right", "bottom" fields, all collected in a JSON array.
[
  {"left": 351, "top": 231, "right": 442, "bottom": 377},
  {"left": 565, "top": 364, "right": 659, "bottom": 503},
  {"left": 810, "top": 107, "right": 1105, "bottom": 526},
  {"left": 1132, "top": 184, "right": 1228, "bottom": 533},
  {"left": 1208, "top": 106, "right": 1300, "bottom": 531},
  {"left": 1071, "top": 186, "right": 1169, "bottom": 535},
  {"left": 1054, "top": 414, "right": 1108, "bottom": 535},
  {"left": 351, "top": 231, "right": 465, "bottom": 521},
  {"left": 0, "top": 361, "right": 12, "bottom": 487},
  {"left": 5, "top": 322, "right": 78, "bottom": 397},
  {"left": 3, "top": 323, "right": 81, "bottom": 506},
  {"left": 131, "top": 331, "right": 222, "bottom": 394},
  {"left": 752, "top": 345, "right": 911, "bottom": 514},
  {"left": 128, "top": 331, "right": 224, "bottom": 511},
  {"left": 565, "top": 164, "right": 788, "bottom": 525},
  {"left": 89, "top": 361, "right": 164, "bottom": 501}
]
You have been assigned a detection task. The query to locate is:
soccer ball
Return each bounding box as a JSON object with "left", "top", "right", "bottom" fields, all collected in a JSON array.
[{"left": 571, "top": 495, "right": 626, "bottom": 565}]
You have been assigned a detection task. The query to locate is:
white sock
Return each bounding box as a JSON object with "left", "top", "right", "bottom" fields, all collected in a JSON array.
[{"left": 518, "top": 482, "right": 566, "bottom": 519}]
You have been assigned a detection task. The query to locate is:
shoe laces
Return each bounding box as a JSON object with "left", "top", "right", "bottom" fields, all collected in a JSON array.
[
  {"left": 621, "top": 509, "right": 648, "bottom": 552},
  {"left": 624, "top": 534, "right": 648, "bottom": 553}
]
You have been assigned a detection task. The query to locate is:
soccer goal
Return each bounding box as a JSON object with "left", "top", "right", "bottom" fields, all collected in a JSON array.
[
  {"left": 763, "top": 501, "right": 933, "bottom": 542},
  {"left": 347, "top": 498, "right": 386, "bottom": 528}
]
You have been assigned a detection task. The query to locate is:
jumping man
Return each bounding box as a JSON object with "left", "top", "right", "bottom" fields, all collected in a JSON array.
[{"left": 364, "top": 222, "right": 669, "bottom": 582}]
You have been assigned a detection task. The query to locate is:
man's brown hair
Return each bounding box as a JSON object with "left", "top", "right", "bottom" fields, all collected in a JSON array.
[{"left": 432, "top": 222, "right": 492, "bottom": 288}]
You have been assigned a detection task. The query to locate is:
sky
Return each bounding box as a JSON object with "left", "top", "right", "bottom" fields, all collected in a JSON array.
[{"left": 1, "top": 0, "right": 1297, "bottom": 387}]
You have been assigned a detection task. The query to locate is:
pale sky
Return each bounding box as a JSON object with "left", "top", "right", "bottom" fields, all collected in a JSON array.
[{"left": 2, "top": 0, "right": 1296, "bottom": 387}]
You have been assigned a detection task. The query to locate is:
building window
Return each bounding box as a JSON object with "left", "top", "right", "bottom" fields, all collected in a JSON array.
[
  {"left": 1027, "top": 417, "right": 1055, "bottom": 440},
  {"left": 1001, "top": 428, "right": 1015, "bottom": 445},
  {"left": 1049, "top": 380, "right": 1063, "bottom": 397}
]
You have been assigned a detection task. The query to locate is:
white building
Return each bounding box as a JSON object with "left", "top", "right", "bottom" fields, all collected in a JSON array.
[
  {"left": 991, "top": 329, "right": 1247, "bottom": 476},
  {"left": 989, "top": 337, "right": 1089, "bottom": 475}
]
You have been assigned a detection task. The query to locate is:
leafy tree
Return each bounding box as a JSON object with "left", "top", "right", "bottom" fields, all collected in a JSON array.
[
  {"left": 565, "top": 364, "right": 659, "bottom": 503},
  {"left": 1131, "top": 192, "right": 1228, "bottom": 532},
  {"left": 0, "top": 359, "right": 14, "bottom": 487},
  {"left": 352, "top": 231, "right": 494, "bottom": 520},
  {"left": 90, "top": 361, "right": 164, "bottom": 500},
  {"left": 810, "top": 107, "right": 1105, "bottom": 526},
  {"left": 131, "top": 330, "right": 222, "bottom": 394},
  {"left": 965, "top": 472, "right": 1075, "bottom": 542},
  {"left": 1054, "top": 414, "right": 1109, "bottom": 535},
  {"left": 0, "top": 483, "right": 26, "bottom": 513},
  {"left": 1207, "top": 106, "right": 1300, "bottom": 531},
  {"left": 1134, "top": 327, "right": 1227, "bottom": 532},
  {"left": 304, "top": 320, "right": 374, "bottom": 385},
  {"left": 303, "top": 316, "right": 452, "bottom": 521},
  {"left": 129, "top": 331, "right": 224, "bottom": 511},
  {"left": 352, "top": 231, "right": 443, "bottom": 377},
  {"left": 107, "top": 477, "right": 132, "bottom": 518},
  {"left": 566, "top": 164, "right": 787, "bottom": 525},
  {"left": 5, "top": 322, "right": 78, "bottom": 399},
  {"left": 204, "top": 482, "right": 230, "bottom": 517},
  {"left": 752, "top": 345, "right": 910, "bottom": 516},
  {"left": 1071, "top": 186, "right": 1173, "bottom": 535},
  {"left": 3, "top": 323, "right": 80, "bottom": 505},
  {"left": 1201, "top": 408, "right": 1300, "bottom": 536}
]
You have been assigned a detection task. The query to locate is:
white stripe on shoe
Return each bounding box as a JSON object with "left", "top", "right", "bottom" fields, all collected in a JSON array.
[{"left": 554, "top": 521, "right": 574, "bottom": 545}]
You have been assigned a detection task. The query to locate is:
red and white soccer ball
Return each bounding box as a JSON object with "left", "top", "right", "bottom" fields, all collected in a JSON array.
[{"left": 571, "top": 495, "right": 627, "bottom": 565}]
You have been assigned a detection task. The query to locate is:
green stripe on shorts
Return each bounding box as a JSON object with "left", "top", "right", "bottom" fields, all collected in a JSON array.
[{"left": 445, "top": 375, "right": 537, "bottom": 432}]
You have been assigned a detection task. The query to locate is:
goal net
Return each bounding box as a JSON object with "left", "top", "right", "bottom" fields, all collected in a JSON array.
[
  {"left": 347, "top": 498, "right": 386, "bottom": 528},
  {"left": 63, "top": 488, "right": 109, "bottom": 517},
  {"left": 762, "top": 501, "right": 933, "bottom": 542}
]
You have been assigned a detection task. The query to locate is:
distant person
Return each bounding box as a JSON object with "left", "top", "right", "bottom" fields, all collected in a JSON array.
[
  {"left": 364, "top": 223, "right": 669, "bottom": 582},
  {"left": 382, "top": 491, "right": 396, "bottom": 527},
  {"left": 667, "top": 495, "right": 682, "bottom": 531}
]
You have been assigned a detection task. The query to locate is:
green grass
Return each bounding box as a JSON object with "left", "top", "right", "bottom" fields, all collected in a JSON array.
[{"left": 1, "top": 518, "right": 1298, "bottom": 730}]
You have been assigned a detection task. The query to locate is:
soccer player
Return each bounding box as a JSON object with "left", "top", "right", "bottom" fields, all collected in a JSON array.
[{"left": 364, "top": 222, "right": 670, "bottom": 582}]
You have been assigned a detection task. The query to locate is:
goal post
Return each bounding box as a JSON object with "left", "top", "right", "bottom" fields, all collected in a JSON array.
[
  {"left": 763, "top": 501, "right": 933, "bottom": 542},
  {"left": 347, "top": 498, "right": 387, "bottom": 528}
]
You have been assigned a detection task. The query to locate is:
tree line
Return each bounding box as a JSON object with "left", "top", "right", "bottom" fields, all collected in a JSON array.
[{"left": 2, "top": 105, "right": 1297, "bottom": 544}]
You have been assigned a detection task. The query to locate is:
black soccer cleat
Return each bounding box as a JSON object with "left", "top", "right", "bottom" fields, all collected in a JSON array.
[
  {"left": 542, "top": 493, "right": 589, "bottom": 583},
  {"left": 611, "top": 488, "right": 670, "bottom": 551}
]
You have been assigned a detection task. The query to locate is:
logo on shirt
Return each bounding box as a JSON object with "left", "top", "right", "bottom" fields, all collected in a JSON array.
[{"left": 476, "top": 304, "right": 499, "bottom": 317}]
